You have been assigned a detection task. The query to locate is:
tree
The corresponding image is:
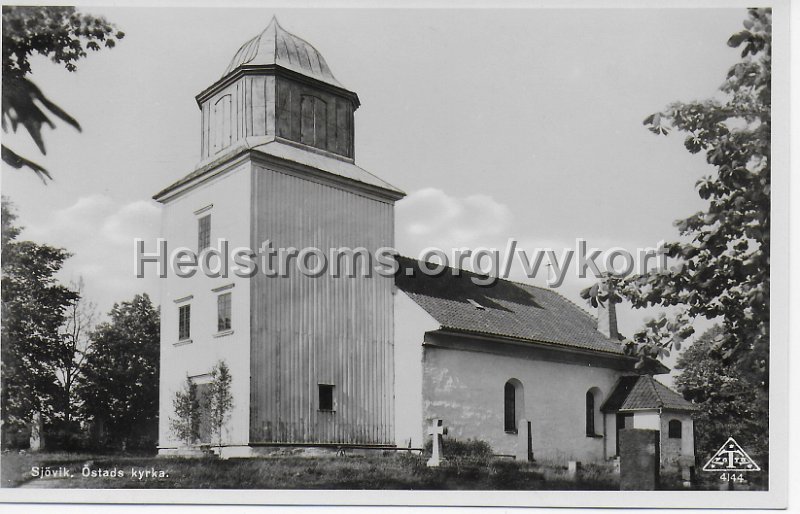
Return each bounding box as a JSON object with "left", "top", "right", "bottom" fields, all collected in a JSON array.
[
  {"left": 169, "top": 361, "right": 233, "bottom": 452},
  {"left": 1, "top": 199, "right": 78, "bottom": 447},
  {"left": 78, "top": 293, "right": 160, "bottom": 451},
  {"left": 207, "top": 361, "right": 234, "bottom": 450},
  {"left": 582, "top": 9, "right": 771, "bottom": 391},
  {"left": 55, "top": 278, "right": 97, "bottom": 428},
  {"left": 674, "top": 325, "right": 768, "bottom": 464},
  {"left": 2, "top": 6, "right": 124, "bottom": 181},
  {"left": 170, "top": 376, "right": 201, "bottom": 447}
]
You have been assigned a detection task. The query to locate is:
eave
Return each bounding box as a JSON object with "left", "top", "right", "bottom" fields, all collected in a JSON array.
[
  {"left": 195, "top": 64, "right": 361, "bottom": 109},
  {"left": 153, "top": 139, "right": 405, "bottom": 204},
  {"left": 429, "top": 327, "right": 642, "bottom": 370}
]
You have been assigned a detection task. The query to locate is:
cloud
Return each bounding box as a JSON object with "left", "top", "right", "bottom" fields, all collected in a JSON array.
[
  {"left": 396, "top": 188, "right": 513, "bottom": 255},
  {"left": 22, "top": 194, "right": 161, "bottom": 317},
  {"left": 395, "top": 188, "right": 646, "bottom": 335}
]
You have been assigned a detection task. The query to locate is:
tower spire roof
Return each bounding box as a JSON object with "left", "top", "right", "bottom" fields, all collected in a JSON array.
[{"left": 223, "top": 16, "right": 343, "bottom": 88}]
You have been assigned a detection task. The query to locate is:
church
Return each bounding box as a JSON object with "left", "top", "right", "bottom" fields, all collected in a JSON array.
[{"left": 154, "top": 17, "right": 697, "bottom": 475}]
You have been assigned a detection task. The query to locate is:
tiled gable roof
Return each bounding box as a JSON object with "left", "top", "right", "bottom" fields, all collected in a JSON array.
[
  {"left": 601, "top": 375, "right": 697, "bottom": 412},
  {"left": 394, "top": 256, "right": 625, "bottom": 355}
]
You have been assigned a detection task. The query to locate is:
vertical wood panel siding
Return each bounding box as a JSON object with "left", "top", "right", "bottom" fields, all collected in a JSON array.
[
  {"left": 250, "top": 164, "right": 395, "bottom": 445},
  {"left": 201, "top": 74, "right": 355, "bottom": 161},
  {"left": 200, "top": 76, "right": 271, "bottom": 161},
  {"left": 265, "top": 76, "right": 276, "bottom": 137},
  {"left": 252, "top": 75, "right": 266, "bottom": 136}
]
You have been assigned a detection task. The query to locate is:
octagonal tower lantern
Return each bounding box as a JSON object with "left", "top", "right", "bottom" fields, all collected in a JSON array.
[{"left": 195, "top": 16, "right": 359, "bottom": 162}]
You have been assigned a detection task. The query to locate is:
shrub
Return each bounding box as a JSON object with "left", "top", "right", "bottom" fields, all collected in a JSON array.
[
  {"left": 43, "top": 421, "right": 90, "bottom": 451},
  {"left": 424, "top": 437, "right": 493, "bottom": 460},
  {"left": 423, "top": 437, "right": 495, "bottom": 473},
  {"left": 170, "top": 376, "right": 201, "bottom": 446}
]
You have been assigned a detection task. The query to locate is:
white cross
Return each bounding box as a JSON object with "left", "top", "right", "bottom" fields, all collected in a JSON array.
[{"left": 427, "top": 419, "right": 447, "bottom": 467}]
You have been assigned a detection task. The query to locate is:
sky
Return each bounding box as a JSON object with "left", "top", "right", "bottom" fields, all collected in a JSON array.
[{"left": 0, "top": 7, "right": 750, "bottom": 376}]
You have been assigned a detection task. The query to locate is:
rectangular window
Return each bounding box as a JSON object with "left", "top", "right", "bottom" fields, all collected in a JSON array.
[
  {"left": 318, "top": 384, "right": 334, "bottom": 411},
  {"left": 217, "top": 293, "right": 232, "bottom": 332},
  {"left": 178, "top": 304, "right": 191, "bottom": 340},
  {"left": 198, "top": 215, "right": 211, "bottom": 252}
]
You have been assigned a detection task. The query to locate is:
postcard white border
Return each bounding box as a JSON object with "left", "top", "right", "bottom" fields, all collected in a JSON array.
[{"left": 0, "top": 0, "right": 792, "bottom": 509}]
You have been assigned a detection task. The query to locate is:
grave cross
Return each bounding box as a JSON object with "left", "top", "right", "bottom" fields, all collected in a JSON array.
[{"left": 427, "top": 418, "right": 448, "bottom": 467}]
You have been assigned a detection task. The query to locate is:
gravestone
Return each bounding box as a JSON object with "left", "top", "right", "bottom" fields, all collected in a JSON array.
[
  {"left": 427, "top": 419, "right": 447, "bottom": 467},
  {"left": 619, "top": 428, "right": 660, "bottom": 490},
  {"left": 514, "top": 418, "right": 530, "bottom": 461},
  {"left": 567, "top": 460, "right": 582, "bottom": 480},
  {"left": 679, "top": 455, "right": 695, "bottom": 487},
  {"left": 29, "top": 411, "right": 44, "bottom": 451}
]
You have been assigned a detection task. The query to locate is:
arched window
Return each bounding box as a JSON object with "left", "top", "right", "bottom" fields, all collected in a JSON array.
[
  {"left": 504, "top": 382, "right": 516, "bottom": 433},
  {"left": 668, "top": 419, "right": 682, "bottom": 438},
  {"left": 504, "top": 379, "right": 524, "bottom": 434},
  {"left": 300, "top": 95, "right": 328, "bottom": 150},
  {"left": 213, "top": 94, "right": 232, "bottom": 153},
  {"left": 586, "top": 387, "right": 603, "bottom": 437}
]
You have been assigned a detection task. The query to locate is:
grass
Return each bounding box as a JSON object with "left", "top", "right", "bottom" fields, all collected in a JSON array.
[{"left": 1, "top": 450, "right": 621, "bottom": 490}]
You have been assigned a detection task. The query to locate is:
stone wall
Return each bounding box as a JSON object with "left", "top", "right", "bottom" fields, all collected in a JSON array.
[
  {"left": 619, "top": 428, "right": 659, "bottom": 490},
  {"left": 660, "top": 411, "right": 695, "bottom": 475},
  {"left": 420, "top": 338, "right": 627, "bottom": 462}
]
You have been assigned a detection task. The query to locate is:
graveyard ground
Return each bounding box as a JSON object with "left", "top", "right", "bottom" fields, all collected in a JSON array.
[{"left": 2, "top": 450, "right": 622, "bottom": 490}]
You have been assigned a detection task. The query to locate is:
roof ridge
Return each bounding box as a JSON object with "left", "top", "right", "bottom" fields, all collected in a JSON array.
[
  {"left": 221, "top": 17, "right": 344, "bottom": 88},
  {"left": 643, "top": 375, "right": 664, "bottom": 408},
  {"left": 263, "top": 16, "right": 279, "bottom": 64}
]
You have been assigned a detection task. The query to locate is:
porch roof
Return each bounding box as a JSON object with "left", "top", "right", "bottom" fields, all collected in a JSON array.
[{"left": 601, "top": 375, "right": 698, "bottom": 413}]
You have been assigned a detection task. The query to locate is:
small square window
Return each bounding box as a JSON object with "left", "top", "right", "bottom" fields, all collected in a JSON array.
[
  {"left": 178, "top": 304, "right": 191, "bottom": 340},
  {"left": 318, "top": 384, "right": 334, "bottom": 411},
  {"left": 198, "top": 215, "right": 211, "bottom": 252},
  {"left": 217, "top": 293, "right": 232, "bottom": 332}
]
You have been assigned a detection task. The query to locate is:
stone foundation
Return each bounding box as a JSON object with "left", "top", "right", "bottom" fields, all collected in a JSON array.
[{"left": 158, "top": 444, "right": 400, "bottom": 459}]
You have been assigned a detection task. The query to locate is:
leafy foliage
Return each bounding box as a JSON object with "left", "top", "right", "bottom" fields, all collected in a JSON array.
[
  {"left": 170, "top": 377, "right": 201, "bottom": 447},
  {"left": 78, "top": 294, "right": 160, "bottom": 451},
  {"left": 207, "top": 361, "right": 234, "bottom": 449},
  {"left": 424, "top": 437, "right": 493, "bottom": 460},
  {"left": 54, "top": 278, "right": 97, "bottom": 428},
  {"left": 170, "top": 361, "right": 234, "bottom": 450},
  {"left": 1, "top": 199, "right": 78, "bottom": 447},
  {"left": 674, "top": 326, "right": 768, "bottom": 465},
  {"left": 1, "top": 6, "right": 124, "bottom": 181},
  {"left": 581, "top": 9, "right": 771, "bottom": 389}
]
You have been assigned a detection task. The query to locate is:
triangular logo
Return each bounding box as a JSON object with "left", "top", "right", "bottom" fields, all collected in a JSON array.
[{"left": 702, "top": 437, "right": 761, "bottom": 472}]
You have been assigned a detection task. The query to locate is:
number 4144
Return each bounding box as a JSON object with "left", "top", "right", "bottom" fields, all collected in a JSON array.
[{"left": 719, "top": 473, "right": 746, "bottom": 483}]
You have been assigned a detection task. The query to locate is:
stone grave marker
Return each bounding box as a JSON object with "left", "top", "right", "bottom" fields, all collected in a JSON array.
[{"left": 427, "top": 419, "right": 447, "bottom": 467}]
